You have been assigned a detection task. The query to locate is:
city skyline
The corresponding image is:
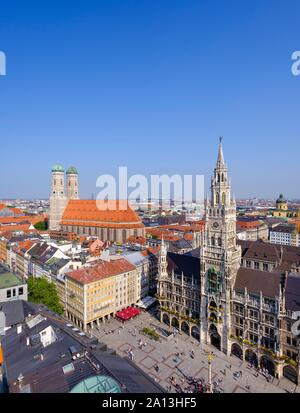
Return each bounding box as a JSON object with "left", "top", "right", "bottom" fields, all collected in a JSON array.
[{"left": 1, "top": 0, "right": 300, "bottom": 199}]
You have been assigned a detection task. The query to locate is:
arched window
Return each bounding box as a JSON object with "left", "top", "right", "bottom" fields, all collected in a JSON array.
[
  {"left": 221, "top": 173, "right": 224, "bottom": 182},
  {"left": 217, "top": 173, "right": 220, "bottom": 183},
  {"left": 222, "top": 192, "right": 226, "bottom": 204},
  {"left": 211, "top": 237, "right": 215, "bottom": 246},
  {"left": 218, "top": 237, "right": 222, "bottom": 247},
  {"left": 216, "top": 192, "right": 220, "bottom": 204}
]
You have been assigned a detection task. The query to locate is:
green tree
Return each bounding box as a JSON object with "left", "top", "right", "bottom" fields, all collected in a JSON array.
[
  {"left": 34, "top": 221, "right": 48, "bottom": 231},
  {"left": 27, "top": 277, "right": 63, "bottom": 314}
]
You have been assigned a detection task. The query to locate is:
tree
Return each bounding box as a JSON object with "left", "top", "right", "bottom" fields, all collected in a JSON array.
[
  {"left": 27, "top": 277, "right": 63, "bottom": 314},
  {"left": 34, "top": 221, "right": 48, "bottom": 231}
]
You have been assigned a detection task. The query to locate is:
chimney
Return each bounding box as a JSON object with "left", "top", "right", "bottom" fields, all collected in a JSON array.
[
  {"left": 17, "top": 325, "right": 22, "bottom": 335},
  {"left": 26, "top": 336, "right": 30, "bottom": 346}
]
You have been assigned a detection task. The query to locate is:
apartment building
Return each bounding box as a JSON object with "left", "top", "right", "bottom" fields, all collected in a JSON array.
[{"left": 65, "top": 258, "right": 137, "bottom": 331}]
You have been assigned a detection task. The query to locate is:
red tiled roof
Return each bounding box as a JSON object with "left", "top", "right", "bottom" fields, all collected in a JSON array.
[
  {"left": 67, "top": 258, "right": 136, "bottom": 285},
  {"left": 0, "top": 214, "right": 47, "bottom": 225},
  {"left": 127, "top": 236, "right": 146, "bottom": 245},
  {"left": 0, "top": 223, "right": 37, "bottom": 235},
  {"left": 61, "top": 200, "right": 144, "bottom": 228},
  {"left": 9, "top": 207, "right": 23, "bottom": 215},
  {"left": 141, "top": 247, "right": 160, "bottom": 257},
  {"left": 14, "top": 240, "right": 36, "bottom": 256}
]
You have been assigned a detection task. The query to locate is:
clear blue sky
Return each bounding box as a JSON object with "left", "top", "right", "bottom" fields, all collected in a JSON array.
[{"left": 0, "top": 0, "right": 300, "bottom": 199}]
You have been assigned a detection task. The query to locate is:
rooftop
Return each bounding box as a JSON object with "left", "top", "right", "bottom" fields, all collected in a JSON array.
[
  {"left": 52, "top": 164, "right": 64, "bottom": 173},
  {"left": 1, "top": 302, "right": 163, "bottom": 393},
  {"left": 234, "top": 267, "right": 281, "bottom": 298},
  {"left": 61, "top": 200, "right": 144, "bottom": 228},
  {"left": 67, "top": 258, "right": 136, "bottom": 285},
  {"left": 0, "top": 264, "right": 24, "bottom": 289}
]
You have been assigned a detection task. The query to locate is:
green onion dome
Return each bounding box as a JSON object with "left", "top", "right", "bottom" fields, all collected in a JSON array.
[
  {"left": 66, "top": 166, "right": 78, "bottom": 175},
  {"left": 52, "top": 164, "right": 64, "bottom": 173}
]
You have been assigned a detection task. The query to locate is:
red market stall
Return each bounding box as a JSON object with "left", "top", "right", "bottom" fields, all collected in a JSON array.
[{"left": 116, "top": 307, "right": 141, "bottom": 321}]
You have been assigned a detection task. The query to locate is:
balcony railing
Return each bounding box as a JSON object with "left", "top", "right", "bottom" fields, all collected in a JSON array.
[
  {"left": 247, "top": 299, "right": 260, "bottom": 309},
  {"left": 263, "top": 303, "right": 277, "bottom": 313}
]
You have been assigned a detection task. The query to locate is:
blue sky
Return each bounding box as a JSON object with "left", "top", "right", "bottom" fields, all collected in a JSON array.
[{"left": 0, "top": 0, "right": 300, "bottom": 199}]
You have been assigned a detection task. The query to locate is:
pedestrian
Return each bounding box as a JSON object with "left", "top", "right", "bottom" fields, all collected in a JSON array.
[{"left": 229, "top": 364, "right": 232, "bottom": 370}]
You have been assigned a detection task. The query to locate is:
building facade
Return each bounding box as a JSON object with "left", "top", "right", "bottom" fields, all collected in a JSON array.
[
  {"left": 0, "top": 263, "right": 27, "bottom": 303},
  {"left": 65, "top": 258, "right": 138, "bottom": 331},
  {"left": 157, "top": 140, "right": 300, "bottom": 384},
  {"left": 270, "top": 224, "right": 300, "bottom": 247},
  {"left": 272, "top": 194, "right": 299, "bottom": 219}
]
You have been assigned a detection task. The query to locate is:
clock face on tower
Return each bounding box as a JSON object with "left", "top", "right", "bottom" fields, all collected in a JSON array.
[{"left": 213, "top": 221, "right": 219, "bottom": 229}]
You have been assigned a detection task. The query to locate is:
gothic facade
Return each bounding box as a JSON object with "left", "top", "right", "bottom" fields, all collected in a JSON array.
[{"left": 157, "top": 140, "right": 300, "bottom": 384}]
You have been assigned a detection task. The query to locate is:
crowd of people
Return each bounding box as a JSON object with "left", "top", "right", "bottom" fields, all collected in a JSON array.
[{"left": 167, "top": 375, "right": 224, "bottom": 393}]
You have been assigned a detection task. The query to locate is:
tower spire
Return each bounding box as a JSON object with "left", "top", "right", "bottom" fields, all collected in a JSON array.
[{"left": 217, "top": 136, "right": 225, "bottom": 169}]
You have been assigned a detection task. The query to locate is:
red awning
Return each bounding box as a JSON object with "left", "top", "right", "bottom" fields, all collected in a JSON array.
[{"left": 116, "top": 306, "right": 141, "bottom": 321}]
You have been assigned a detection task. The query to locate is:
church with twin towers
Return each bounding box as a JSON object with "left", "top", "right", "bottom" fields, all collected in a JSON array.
[
  {"left": 49, "top": 165, "right": 79, "bottom": 231},
  {"left": 49, "top": 164, "right": 145, "bottom": 240}
]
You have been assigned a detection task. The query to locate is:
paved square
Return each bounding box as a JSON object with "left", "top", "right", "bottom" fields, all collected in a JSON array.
[
  {"left": 91, "top": 311, "right": 298, "bottom": 393},
  {"left": 140, "top": 356, "right": 157, "bottom": 369}
]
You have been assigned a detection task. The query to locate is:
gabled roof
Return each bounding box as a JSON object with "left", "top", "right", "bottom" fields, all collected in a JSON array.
[
  {"left": 67, "top": 258, "right": 136, "bottom": 285},
  {"left": 167, "top": 252, "right": 200, "bottom": 280},
  {"left": 285, "top": 273, "right": 300, "bottom": 312},
  {"left": 38, "top": 246, "right": 58, "bottom": 264},
  {"left": 234, "top": 267, "right": 281, "bottom": 298},
  {"left": 237, "top": 240, "right": 300, "bottom": 270},
  {"left": 26, "top": 242, "right": 49, "bottom": 259},
  {"left": 61, "top": 200, "right": 144, "bottom": 228}
]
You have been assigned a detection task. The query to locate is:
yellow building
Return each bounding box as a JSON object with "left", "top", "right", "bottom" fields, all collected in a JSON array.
[
  {"left": 273, "top": 194, "right": 299, "bottom": 218},
  {"left": 65, "top": 258, "right": 137, "bottom": 331}
]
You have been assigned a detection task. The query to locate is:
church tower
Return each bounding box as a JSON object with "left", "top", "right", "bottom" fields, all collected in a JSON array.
[
  {"left": 200, "top": 138, "right": 241, "bottom": 355},
  {"left": 49, "top": 164, "right": 68, "bottom": 231},
  {"left": 66, "top": 166, "right": 80, "bottom": 199}
]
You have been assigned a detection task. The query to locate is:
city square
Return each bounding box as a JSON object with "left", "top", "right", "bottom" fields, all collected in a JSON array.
[{"left": 91, "top": 309, "right": 299, "bottom": 394}]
